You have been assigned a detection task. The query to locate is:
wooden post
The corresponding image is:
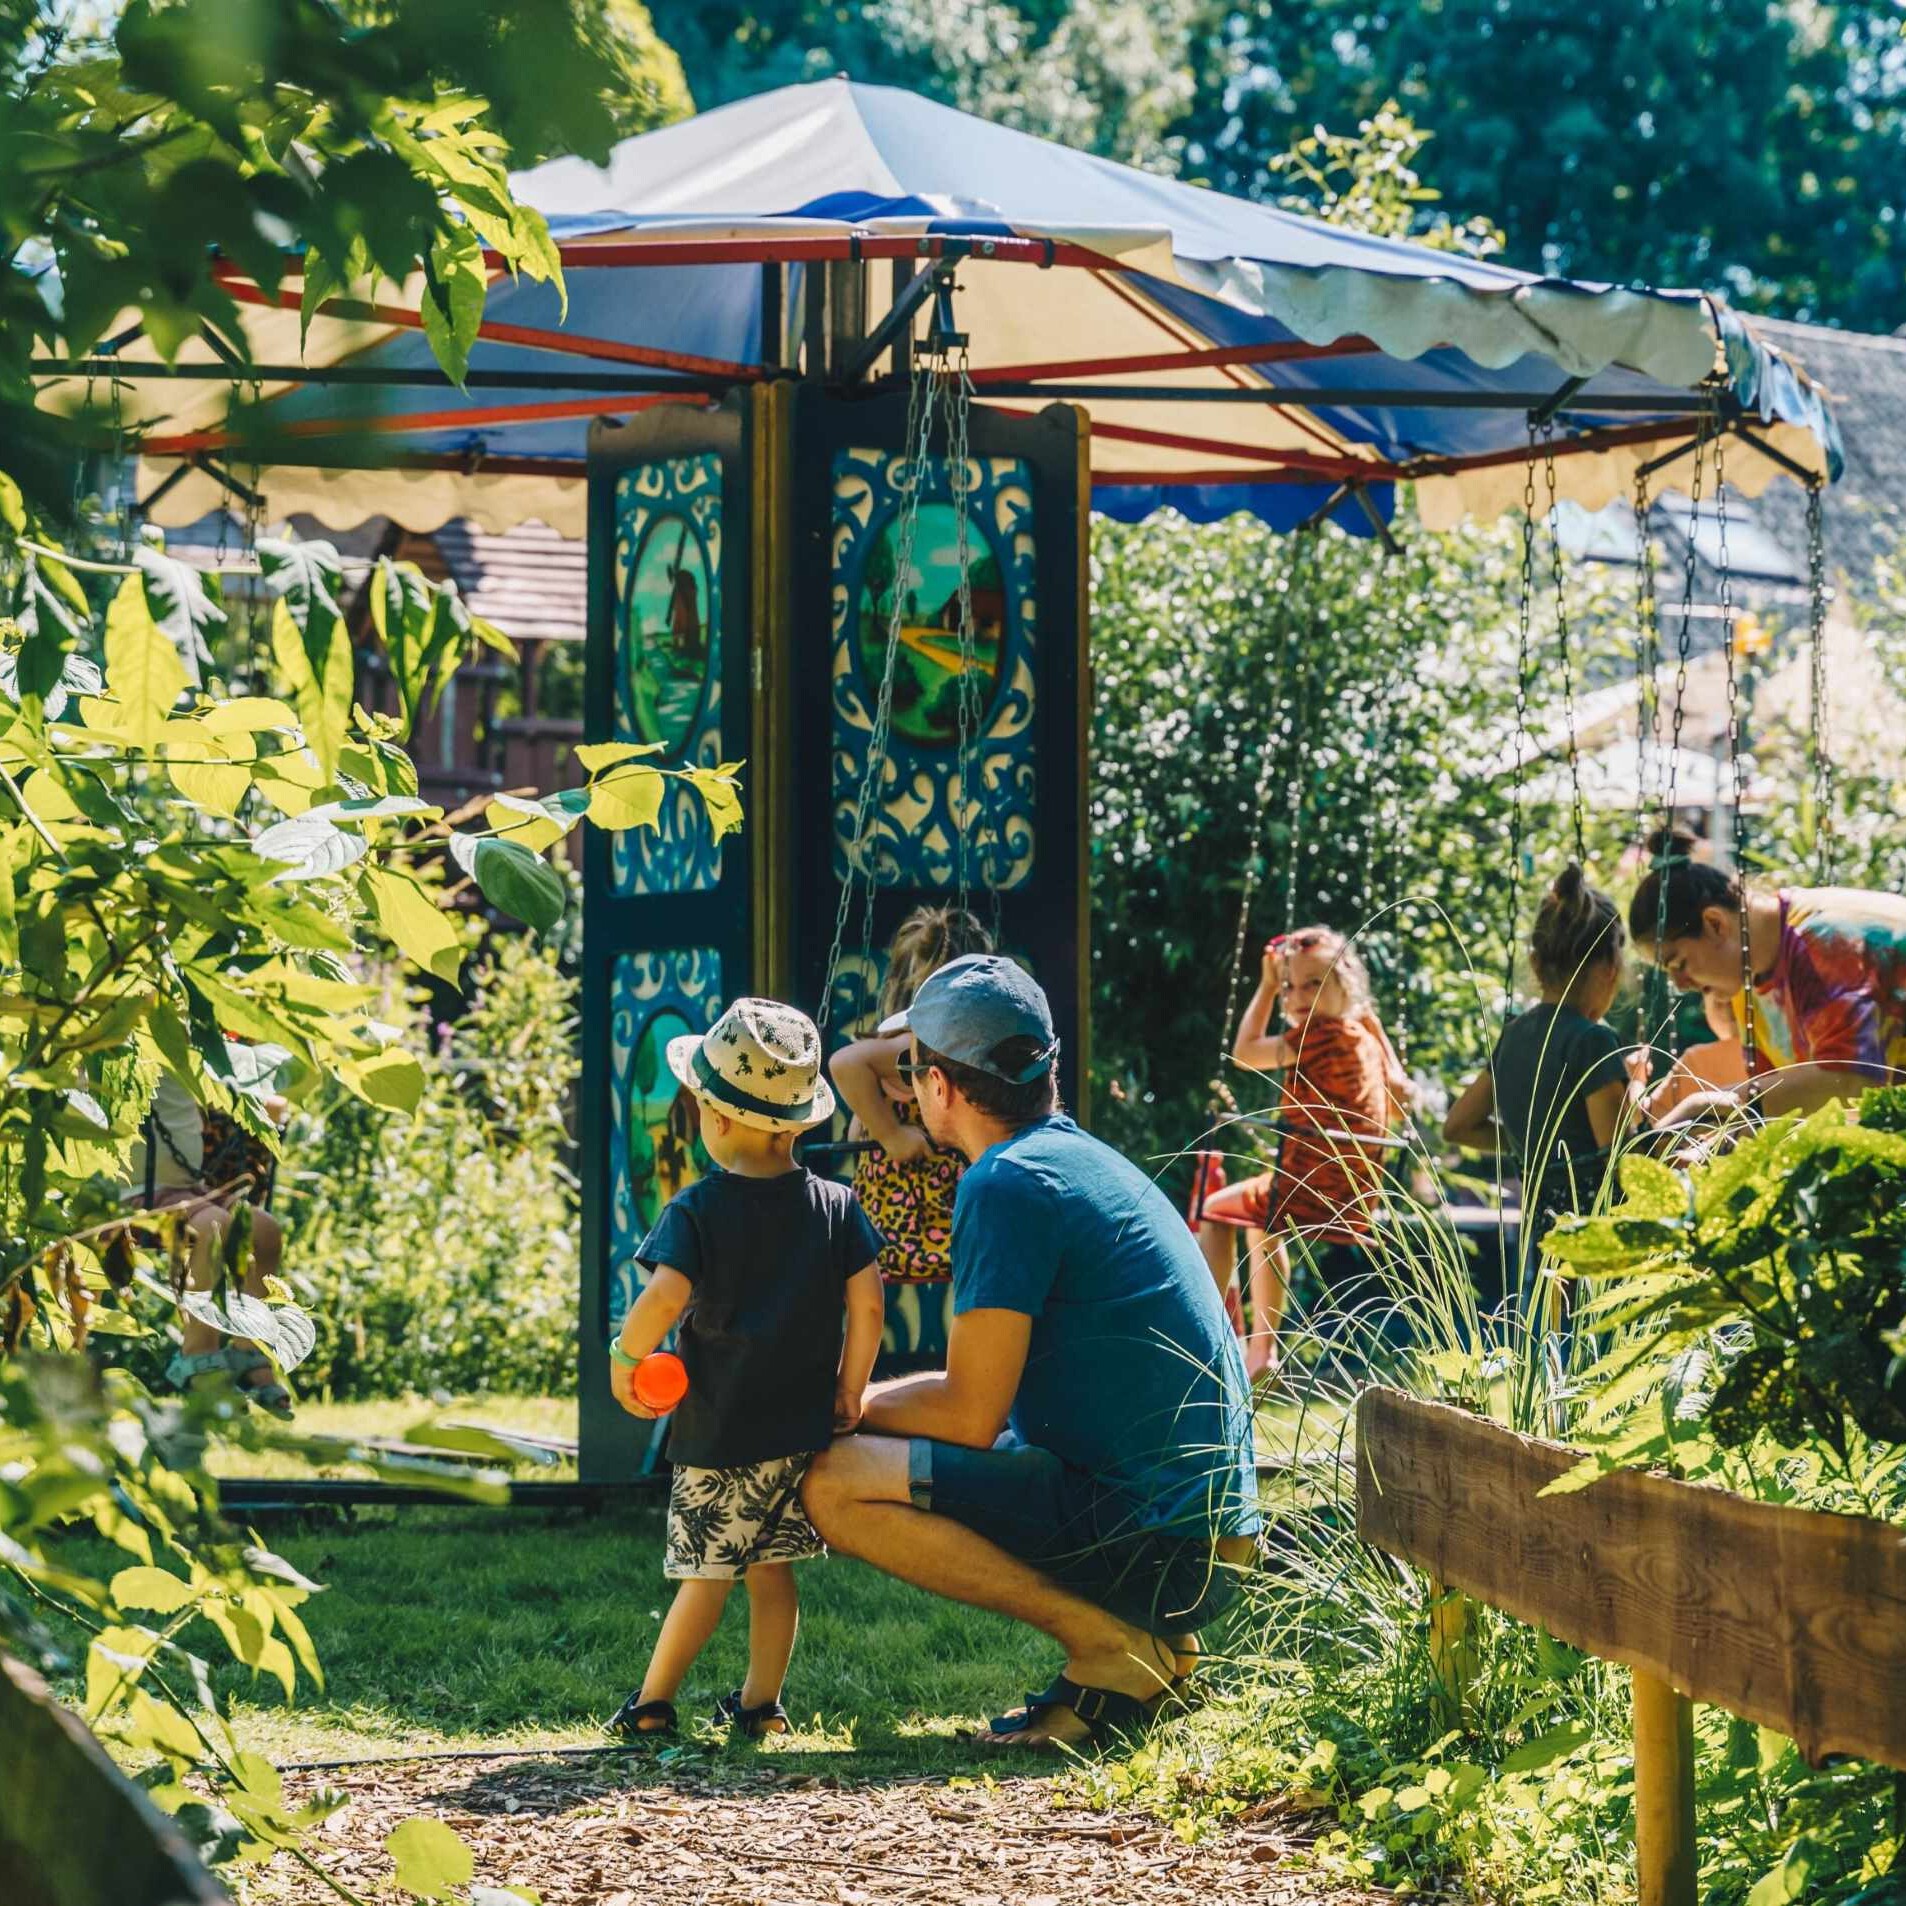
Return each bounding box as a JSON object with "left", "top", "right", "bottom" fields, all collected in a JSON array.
[
  {"left": 1632, "top": 1669, "right": 1697, "bottom": 1906},
  {"left": 1427, "top": 1578, "right": 1474, "bottom": 1729}
]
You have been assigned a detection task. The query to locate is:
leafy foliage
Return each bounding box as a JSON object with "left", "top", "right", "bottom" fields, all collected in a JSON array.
[{"left": 280, "top": 936, "right": 580, "bottom": 1401}]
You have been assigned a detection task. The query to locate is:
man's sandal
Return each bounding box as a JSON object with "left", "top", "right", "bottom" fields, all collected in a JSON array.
[
  {"left": 979, "top": 1675, "right": 1171, "bottom": 1751},
  {"left": 608, "top": 1693, "right": 678, "bottom": 1739},
  {"left": 714, "top": 1688, "right": 789, "bottom": 1739}
]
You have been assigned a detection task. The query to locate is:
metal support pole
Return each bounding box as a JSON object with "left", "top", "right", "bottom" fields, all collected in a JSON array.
[{"left": 1633, "top": 1670, "right": 1697, "bottom": 1906}]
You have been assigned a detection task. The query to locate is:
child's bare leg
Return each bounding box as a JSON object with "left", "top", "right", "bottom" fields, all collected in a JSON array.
[
  {"left": 1196, "top": 1216, "right": 1236, "bottom": 1302},
  {"left": 1244, "top": 1229, "right": 1290, "bottom": 1379},
  {"left": 637, "top": 1578, "right": 732, "bottom": 1710},
  {"left": 740, "top": 1563, "right": 798, "bottom": 1715}
]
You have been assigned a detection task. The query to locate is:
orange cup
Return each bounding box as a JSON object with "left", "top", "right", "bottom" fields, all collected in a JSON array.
[{"left": 633, "top": 1351, "right": 688, "bottom": 1415}]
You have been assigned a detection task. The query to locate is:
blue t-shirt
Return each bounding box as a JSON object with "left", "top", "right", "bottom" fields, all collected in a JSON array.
[{"left": 951, "top": 1115, "right": 1260, "bottom": 1536}]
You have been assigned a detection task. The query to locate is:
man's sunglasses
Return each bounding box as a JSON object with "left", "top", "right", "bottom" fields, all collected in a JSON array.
[{"left": 894, "top": 1059, "right": 936, "bottom": 1082}]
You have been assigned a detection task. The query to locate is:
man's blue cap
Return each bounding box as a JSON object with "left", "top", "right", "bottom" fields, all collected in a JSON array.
[{"left": 878, "top": 954, "right": 1060, "bottom": 1083}]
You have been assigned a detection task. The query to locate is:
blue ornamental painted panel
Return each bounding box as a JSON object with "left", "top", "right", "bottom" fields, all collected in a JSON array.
[
  {"left": 831, "top": 448, "right": 1036, "bottom": 897},
  {"left": 611, "top": 454, "right": 724, "bottom": 895},
  {"left": 608, "top": 947, "right": 722, "bottom": 1330}
]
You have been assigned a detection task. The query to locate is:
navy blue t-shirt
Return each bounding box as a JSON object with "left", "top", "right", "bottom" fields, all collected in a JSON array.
[
  {"left": 638, "top": 1167, "right": 883, "bottom": 1468},
  {"left": 951, "top": 1115, "right": 1260, "bottom": 1537}
]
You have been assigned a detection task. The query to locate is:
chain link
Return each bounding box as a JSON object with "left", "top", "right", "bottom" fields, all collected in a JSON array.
[
  {"left": 1631, "top": 467, "right": 1662, "bottom": 864},
  {"left": 1213, "top": 530, "right": 1309, "bottom": 1110},
  {"left": 818, "top": 354, "right": 935, "bottom": 1034},
  {"left": 1504, "top": 434, "right": 1537, "bottom": 1015},
  {"left": 1805, "top": 477, "right": 1835, "bottom": 883},
  {"left": 1651, "top": 423, "right": 1707, "bottom": 1062},
  {"left": 1281, "top": 528, "right": 1319, "bottom": 940},
  {"left": 1543, "top": 425, "right": 1587, "bottom": 866},
  {"left": 1714, "top": 434, "right": 1758, "bottom": 1076}
]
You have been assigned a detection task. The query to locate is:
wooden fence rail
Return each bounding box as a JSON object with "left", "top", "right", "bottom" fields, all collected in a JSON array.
[
  {"left": 1354, "top": 1387, "right": 1906, "bottom": 1906},
  {"left": 0, "top": 1650, "right": 228, "bottom": 1906}
]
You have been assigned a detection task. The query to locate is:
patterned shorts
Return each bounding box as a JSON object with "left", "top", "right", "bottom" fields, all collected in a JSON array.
[{"left": 665, "top": 1451, "right": 826, "bottom": 1580}]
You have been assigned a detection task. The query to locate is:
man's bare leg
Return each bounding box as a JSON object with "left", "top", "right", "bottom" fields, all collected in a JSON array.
[{"left": 803, "top": 1436, "right": 1175, "bottom": 1746}]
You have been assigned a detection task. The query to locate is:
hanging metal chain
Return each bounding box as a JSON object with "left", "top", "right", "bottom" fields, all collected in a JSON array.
[
  {"left": 943, "top": 343, "right": 998, "bottom": 942},
  {"left": 1543, "top": 425, "right": 1587, "bottom": 866},
  {"left": 1281, "top": 528, "right": 1319, "bottom": 939},
  {"left": 1631, "top": 467, "right": 1662, "bottom": 863},
  {"left": 1504, "top": 435, "right": 1538, "bottom": 1014},
  {"left": 1212, "top": 535, "right": 1306, "bottom": 1110},
  {"left": 1714, "top": 433, "right": 1758, "bottom": 1077},
  {"left": 109, "top": 377, "right": 132, "bottom": 558},
  {"left": 818, "top": 355, "right": 935, "bottom": 1033},
  {"left": 1652, "top": 422, "right": 1707, "bottom": 1061},
  {"left": 1805, "top": 477, "right": 1835, "bottom": 884}
]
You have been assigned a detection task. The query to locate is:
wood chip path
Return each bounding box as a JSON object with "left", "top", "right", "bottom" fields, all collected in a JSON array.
[{"left": 275, "top": 1752, "right": 1384, "bottom": 1904}]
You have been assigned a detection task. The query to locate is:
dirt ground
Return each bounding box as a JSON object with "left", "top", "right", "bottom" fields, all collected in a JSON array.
[{"left": 274, "top": 1748, "right": 1382, "bottom": 1905}]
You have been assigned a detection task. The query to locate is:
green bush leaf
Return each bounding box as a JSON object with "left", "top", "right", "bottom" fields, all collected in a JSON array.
[
  {"left": 387, "top": 1817, "right": 476, "bottom": 1900},
  {"left": 363, "top": 867, "right": 465, "bottom": 983},
  {"left": 587, "top": 762, "right": 665, "bottom": 832},
  {"left": 104, "top": 574, "right": 189, "bottom": 746},
  {"left": 111, "top": 1565, "right": 198, "bottom": 1614},
  {"left": 1501, "top": 1720, "right": 1590, "bottom": 1773},
  {"left": 471, "top": 839, "right": 565, "bottom": 933}
]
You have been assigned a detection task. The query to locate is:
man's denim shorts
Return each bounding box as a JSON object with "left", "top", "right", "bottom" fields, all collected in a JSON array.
[{"left": 907, "top": 1436, "right": 1253, "bottom": 1637}]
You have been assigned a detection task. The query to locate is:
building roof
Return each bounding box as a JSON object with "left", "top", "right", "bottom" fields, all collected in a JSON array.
[
  {"left": 430, "top": 519, "right": 585, "bottom": 643},
  {"left": 1747, "top": 318, "right": 1906, "bottom": 588}
]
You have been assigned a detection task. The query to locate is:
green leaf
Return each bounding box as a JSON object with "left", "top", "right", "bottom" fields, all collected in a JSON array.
[
  {"left": 1746, "top": 1833, "right": 1820, "bottom": 1905},
  {"left": 1614, "top": 1154, "right": 1689, "bottom": 1221},
  {"left": 1501, "top": 1720, "right": 1591, "bottom": 1773},
  {"left": 419, "top": 222, "right": 486, "bottom": 385},
  {"left": 340, "top": 1047, "right": 426, "bottom": 1115},
  {"left": 121, "top": 1690, "right": 205, "bottom": 1767},
  {"left": 0, "top": 471, "right": 25, "bottom": 535},
  {"left": 362, "top": 867, "right": 464, "bottom": 983},
  {"left": 587, "top": 763, "right": 665, "bottom": 832},
  {"left": 484, "top": 793, "right": 571, "bottom": 854},
  {"left": 575, "top": 740, "right": 665, "bottom": 773},
  {"left": 252, "top": 813, "right": 368, "bottom": 880},
  {"left": 685, "top": 764, "right": 744, "bottom": 841},
  {"left": 136, "top": 546, "right": 226, "bottom": 677},
  {"left": 387, "top": 1818, "right": 475, "bottom": 1900},
  {"left": 470, "top": 839, "right": 565, "bottom": 933},
  {"left": 111, "top": 1566, "right": 199, "bottom": 1615},
  {"left": 105, "top": 574, "right": 189, "bottom": 746},
  {"left": 86, "top": 1625, "right": 162, "bottom": 1719}
]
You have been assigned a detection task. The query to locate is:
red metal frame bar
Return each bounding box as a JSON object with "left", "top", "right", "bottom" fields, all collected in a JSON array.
[
  {"left": 1401, "top": 413, "right": 1710, "bottom": 480},
  {"left": 218, "top": 277, "right": 763, "bottom": 382},
  {"left": 1091, "top": 466, "right": 1362, "bottom": 487},
  {"left": 142, "top": 393, "right": 693, "bottom": 458},
  {"left": 968, "top": 334, "right": 1383, "bottom": 385}
]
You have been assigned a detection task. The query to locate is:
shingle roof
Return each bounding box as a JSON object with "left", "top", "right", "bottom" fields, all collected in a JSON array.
[
  {"left": 431, "top": 519, "right": 585, "bottom": 642},
  {"left": 1746, "top": 318, "right": 1906, "bottom": 591}
]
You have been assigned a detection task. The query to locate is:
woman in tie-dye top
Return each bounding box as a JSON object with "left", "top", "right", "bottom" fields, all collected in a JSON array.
[{"left": 1628, "top": 827, "right": 1906, "bottom": 1119}]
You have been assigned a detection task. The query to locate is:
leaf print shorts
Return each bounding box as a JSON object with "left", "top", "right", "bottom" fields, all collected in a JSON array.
[{"left": 665, "top": 1451, "right": 826, "bottom": 1579}]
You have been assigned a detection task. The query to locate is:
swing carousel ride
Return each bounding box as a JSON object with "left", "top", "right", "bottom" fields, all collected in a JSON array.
[{"left": 37, "top": 78, "right": 1846, "bottom": 1481}]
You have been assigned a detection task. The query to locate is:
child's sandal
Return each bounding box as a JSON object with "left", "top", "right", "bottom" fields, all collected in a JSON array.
[
  {"left": 608, "top": 1693, "right": 678, "bottom": 1739},
  {"left": 714, "top": 1688, "right": 788, "bottom": 1739}
]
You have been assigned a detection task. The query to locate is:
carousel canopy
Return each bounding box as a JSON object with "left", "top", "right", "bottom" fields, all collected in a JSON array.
[{"left": 72, "top": 77, "right": 1840, "bottom": 539}]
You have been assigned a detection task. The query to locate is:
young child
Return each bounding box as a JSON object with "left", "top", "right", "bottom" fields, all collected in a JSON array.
[
  {"left": 1634, "top": 986, "right": 1749, "bottom": 1121},
  {"left": 607, "top": 997, "right": 886, "bottom": 1740},
  {"left": 828, "top": 906, "right": 992, "bottom": 1368},
  {"left": 1199, "top": 927, "right": 1406, "bottom": 1380},
  {"left": 1444, "top": 864, "right": 1635, "bottom": 1264}
]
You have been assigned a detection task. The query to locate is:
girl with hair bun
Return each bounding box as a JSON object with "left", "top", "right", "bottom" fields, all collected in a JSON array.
[
  {"left": 828, "top": 905, "right": 993, "bottom": 1368},
  {"left": 1444, "top": 864, "right": 1635, "bottom": 1254},
  {"left": 1627, "top": 827, "right": 1906, "bottom": 1119}
]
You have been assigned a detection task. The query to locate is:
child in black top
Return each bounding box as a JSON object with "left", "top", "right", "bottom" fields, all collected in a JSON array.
[
  {"left": 1444, "top": 865, "right": 1637, "bottom": 1274},
  {"left": 608, "top": 997, "right": 885, "bottom": 1739}
]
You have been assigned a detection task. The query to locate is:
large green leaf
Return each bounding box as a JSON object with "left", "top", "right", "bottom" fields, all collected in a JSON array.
[
  {"left": 587, "top": 762, "right": 666, "bottom": 832},
  {"left": 420, "top": 222, "right": 487, "bottom": 385},
  {"left": 363, "top": 866, "right": 464, "bottom": 983},
  {"left": 465, "top": 838, "right": 565, "bottom": 933},
  {"left": 104, "top": 574, "right": 189, "bottom": 746},
  {"left": 387, "top": 1818, "right": 475, "bottom": 1901},
  {"left": 135, "top": 545, "right": 225, "bottom": 679}
]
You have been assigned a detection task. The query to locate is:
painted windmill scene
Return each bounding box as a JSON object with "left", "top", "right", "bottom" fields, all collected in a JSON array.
[
  {"left": 623, "top": 512, "right": 712, "bottom": 752},
  {"left": 857, "top": 500, "right": 1006, "bottom": 745}
]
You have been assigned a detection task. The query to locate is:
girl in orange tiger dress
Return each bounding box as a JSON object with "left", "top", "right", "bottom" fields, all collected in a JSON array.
[{"left": 827, "top": 905, "right": 992, "bottom": 1368}]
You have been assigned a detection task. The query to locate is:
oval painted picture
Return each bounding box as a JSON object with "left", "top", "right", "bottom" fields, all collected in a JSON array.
[
  {"left": 856, "top": 502, "right": 1004, "bottom": 747},
  {"left": 624, "top": 513, "right": 711, "bottom": 754},
  {"left": 628, "top": 1007, "right": 703, "bottom": 1227}
]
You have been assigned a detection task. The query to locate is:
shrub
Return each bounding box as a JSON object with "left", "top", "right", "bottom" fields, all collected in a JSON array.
[{"left": 277, "top": 937, "right": 580, "bottom": 1399}]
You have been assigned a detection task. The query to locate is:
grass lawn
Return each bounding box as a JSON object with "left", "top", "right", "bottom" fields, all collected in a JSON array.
[{"left": 67, "top": 1398, "right": 1060, "bottom": 1773}]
